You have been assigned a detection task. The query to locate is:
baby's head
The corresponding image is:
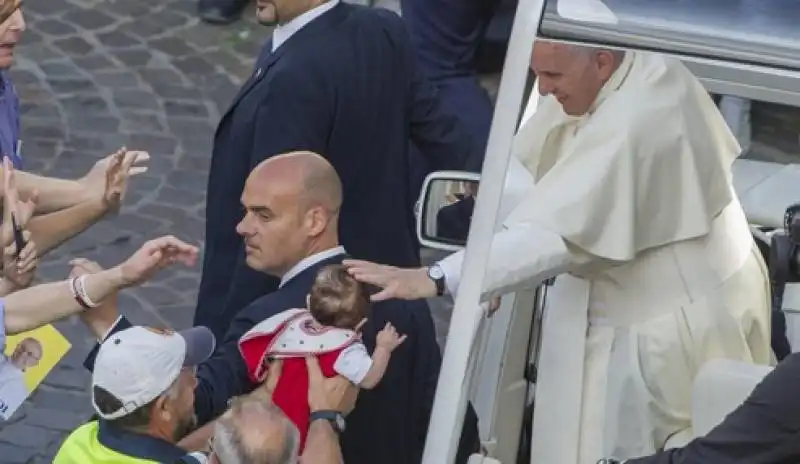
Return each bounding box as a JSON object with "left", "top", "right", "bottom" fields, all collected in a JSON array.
[{"left": 308, "top": 264, "right": 371, "bottom": 329}]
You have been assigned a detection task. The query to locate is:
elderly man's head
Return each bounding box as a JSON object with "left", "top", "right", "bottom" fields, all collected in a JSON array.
[
  {"left": 10, "top": 337, "right": 41, "bottom": 371},
  {"left": 237, "top": 151, "right": 342, "bottom": 277},
  {"left": 91, "top": 326, "right": 216, "bottom": 443},
  {"left": 0, "top": 0, "right": 24, "bottom": 70},
  {"left": 210, "top": 396, "right": 300, "bottom": 464},
  {"left": 531, "top": 41, "right": 624, "bottom": 116}
]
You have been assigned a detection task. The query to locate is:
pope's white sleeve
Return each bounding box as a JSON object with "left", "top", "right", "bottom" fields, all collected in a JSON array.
[
  {"left": 333, "top": 343, "right": 373, "bottom": 385},
  {"left": 436, "top": 224, "right": 598, "bottom": 299}
]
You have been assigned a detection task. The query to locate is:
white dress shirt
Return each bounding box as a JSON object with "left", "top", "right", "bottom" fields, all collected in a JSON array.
[
  {"left": 280, "top": 246, "right": 346, "bottom": 287},
  {"left": 272, "top": 0, "right": 341, "bottom": 52}
]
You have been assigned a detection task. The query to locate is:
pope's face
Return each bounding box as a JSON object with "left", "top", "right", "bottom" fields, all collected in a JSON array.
[
  {"left": 531, "top": 42, "right": 617, "bottom": 116},
  {"left": 11, "top": 338, "right": 41, "bottom": 371}
]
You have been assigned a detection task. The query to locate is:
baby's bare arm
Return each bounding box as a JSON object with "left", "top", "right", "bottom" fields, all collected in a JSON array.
[{"left": 358, "top": 346, "right": 392, "bottom": 389}]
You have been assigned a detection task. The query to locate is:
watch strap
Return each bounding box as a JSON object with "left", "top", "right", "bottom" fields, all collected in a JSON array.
[
  {"left": 310, "top": 410, "right": 345, "bottom": 433},
  {"left": 427, "top": 265, "right": 446, "bottom": 296}
]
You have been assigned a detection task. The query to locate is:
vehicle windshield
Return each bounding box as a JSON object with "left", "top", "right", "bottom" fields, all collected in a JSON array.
[{"left": 540, "top": 0, "right": 800, "bottom": 70}]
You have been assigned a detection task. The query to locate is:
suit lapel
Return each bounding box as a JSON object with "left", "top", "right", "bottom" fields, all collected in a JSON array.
[{"left": 217, "top": 3, "right": 351, "bottom": 128}]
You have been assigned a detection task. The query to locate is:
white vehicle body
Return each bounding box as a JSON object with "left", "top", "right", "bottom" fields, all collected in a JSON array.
[{"left": 416, "top": 1, "right": 800, "bottom": 462}]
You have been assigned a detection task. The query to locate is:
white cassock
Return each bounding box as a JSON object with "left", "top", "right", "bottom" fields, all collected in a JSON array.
[{"left": 437, "top": 51, "right": 773, "bottom": 462}]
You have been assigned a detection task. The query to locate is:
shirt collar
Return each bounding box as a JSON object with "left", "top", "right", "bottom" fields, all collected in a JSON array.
[
  {"left": 96, "top": 420, "right": 188, "bottom": 462},
  {"left": 272, "top": 0, "right": 340, "bottom": 52},
  {"left": 280, "top": 246, "right": 346, "bottom": 287}
]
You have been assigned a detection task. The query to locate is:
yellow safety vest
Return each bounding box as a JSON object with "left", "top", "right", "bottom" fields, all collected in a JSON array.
[{"left": 54, "top": 421, "right": 195, "bottom": 464}]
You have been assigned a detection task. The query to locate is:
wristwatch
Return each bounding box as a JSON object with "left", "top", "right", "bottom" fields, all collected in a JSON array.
[
  {"left": 427, "top": 264, "right": 446, "bottom": 296},
  {"left": 310, "top": 410, "right": 346, "bottom": 434}
]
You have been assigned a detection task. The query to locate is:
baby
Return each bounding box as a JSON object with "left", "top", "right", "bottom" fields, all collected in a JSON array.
[{"left": 238, "top": 264, "right": 406, "bottom": 450}]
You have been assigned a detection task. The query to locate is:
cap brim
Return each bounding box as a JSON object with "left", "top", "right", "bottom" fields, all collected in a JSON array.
[{"left": 179, "top": 326, "right": 216, "bottom": 366}]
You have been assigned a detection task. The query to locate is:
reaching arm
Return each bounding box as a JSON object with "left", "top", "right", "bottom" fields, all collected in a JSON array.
[
  {"left": 27, "top": 199, "right": 107, "bottom": 256},
  {"left": 3, "top": 268, "right": 124, "bottom": 335},
  {"left": 358, "top": 346, "right": 391, "bottom": 389},
  {"left": 302, "top": 420, "right": 344, "bottom": 464},
  {"left": 437, "top": 224, "right": 600, "bottom": 300},
  {"left": 12, "top": 170, "right": 88, "bottom": 214}
]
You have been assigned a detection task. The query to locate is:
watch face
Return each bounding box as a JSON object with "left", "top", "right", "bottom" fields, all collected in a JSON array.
[{"left": 428, "top": 265, "right": 444, "bottom": 280}]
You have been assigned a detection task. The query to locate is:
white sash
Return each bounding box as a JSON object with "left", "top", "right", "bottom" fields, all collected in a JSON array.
[{"left": 529, "top": 275, "right": 590, "bottom": 463}]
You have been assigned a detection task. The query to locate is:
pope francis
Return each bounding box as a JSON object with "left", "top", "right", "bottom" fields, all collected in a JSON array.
[{"left": 343, "top": 42, "right": 772, "bottom": 462}]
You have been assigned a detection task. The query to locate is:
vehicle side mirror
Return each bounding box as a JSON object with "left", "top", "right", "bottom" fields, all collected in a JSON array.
[{"left": 415, "top": 171, "right": 480, "bottom": 252}]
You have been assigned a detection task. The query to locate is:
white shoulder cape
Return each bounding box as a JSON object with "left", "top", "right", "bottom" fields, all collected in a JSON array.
[{"left": 509, "top": 52, "right": 741, "bottom": 261}]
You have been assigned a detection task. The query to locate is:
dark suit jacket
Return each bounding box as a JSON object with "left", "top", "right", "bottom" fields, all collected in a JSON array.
[
  {"left": 84, "top": 253, "right": 479, "bottom": 464},
  {"left": 195, "top": 3, "right": 477, "bottom": 337},
  {"left": 626, "top": 353, "right": 800, "bottom": 464},
  {"left": 436, "top": 195, "right": 475, "bottom": 242}
]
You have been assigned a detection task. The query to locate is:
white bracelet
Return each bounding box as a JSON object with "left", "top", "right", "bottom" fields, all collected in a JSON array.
[{"left": 75, "top": 275, "right": 99, "bottom": 308}]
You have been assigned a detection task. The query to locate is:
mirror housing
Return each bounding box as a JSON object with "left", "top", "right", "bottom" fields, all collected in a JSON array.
[
  {"left": 415, "top": 171, "right": 480, "bottom": 252},
  {"left": 415, "top": 162, "right": 534, "bottom": 252}
]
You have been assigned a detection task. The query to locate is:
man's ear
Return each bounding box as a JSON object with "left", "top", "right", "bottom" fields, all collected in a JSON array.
[
  {"left": 595, "top": 50, "right": 618, "bottom": 80},
  {"left": 153, "top": 395, "right": 172, "bottom": 422},
  {"left": 305, "top": 206, "right": 329, "bottom": 237}
]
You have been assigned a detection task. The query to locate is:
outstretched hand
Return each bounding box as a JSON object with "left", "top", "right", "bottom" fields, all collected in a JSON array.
[
  {"left": 116, "top": 235, "right": 198, "bottom": 287},
  {"left": 81, "top": 147, "right": 149, "bottom": 213},
  {"left": 342, "top": 259, "right": 437, "bottom": 301}
]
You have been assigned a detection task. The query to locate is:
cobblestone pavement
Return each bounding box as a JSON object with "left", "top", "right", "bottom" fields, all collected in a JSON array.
[{"left": 4, "top": 0, "right": 800, "bottom": 461}]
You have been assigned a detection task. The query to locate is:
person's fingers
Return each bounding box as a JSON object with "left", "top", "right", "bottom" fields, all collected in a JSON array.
[
  {"left": 354, "top": 318, "right": 367, "bottom": 333},
  {"left": 370, "top": 287, "right": 394, "bottom": 302},
  {"left": 263, "top": 358, "right": 282, "bottom": 393},
  {"left": 128, "top": 151, "right": 150, "bottom": 165},
  {"left": 18, "top": 245, "right": 37, "bottom": 273},
  {"left": 342, "top": 259, "right": 375, "bottom": 269},
  {"left": 128, "top": 166, "right": 148, "bottom": 176},
  {"left": 347, "top": 269, "right": 392, "bottom": 288},
  {"left": 18, "top": 238, "right": 34, "bottom": 261},
  {"left": 305, "top": 356, "right": 323, "bottom": 384},
  {"left": 397, "top": 334, "right": 408, "bottom": 345},
  {"left": 120, "top": 150, "right": 138, "bottom": 175}
]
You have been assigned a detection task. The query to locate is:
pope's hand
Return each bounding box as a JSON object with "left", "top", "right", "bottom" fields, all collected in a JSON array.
[
  {"left": 115, "top": 235, "right": 198, "bottom": 287},
  {"left": 80, "top": 147, "right": 149, "bottom": 213},
  {"left": 342, "top": 259, "right": 437, "bottom": 301}
]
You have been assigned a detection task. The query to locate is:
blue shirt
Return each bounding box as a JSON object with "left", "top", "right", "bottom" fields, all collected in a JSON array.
[{"left": 0, "top": 72, "right": 22, "bottom": 169}]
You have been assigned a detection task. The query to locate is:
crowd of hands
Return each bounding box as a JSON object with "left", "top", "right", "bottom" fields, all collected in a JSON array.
[{"left": 0, "top": 147, "right": 214, "bottom": 296}]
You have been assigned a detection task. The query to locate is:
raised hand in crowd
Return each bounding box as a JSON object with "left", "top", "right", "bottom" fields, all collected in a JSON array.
[
  {"left": 116, "top": 235, "right": 198, "bottom": 286},
  {"left": 79, "top": 147, "right": 149, "bottom": 214},
  {"left": 0, "top": 157, "right": 38, "bottom": 293},
  {"left": 1, "top": 235, "right": 197, "bottom": 335}
]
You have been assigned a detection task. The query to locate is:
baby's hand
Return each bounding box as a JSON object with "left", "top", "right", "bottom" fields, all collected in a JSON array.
[{"left": 376, "top": 322, "right": 407, "bottom": 351}]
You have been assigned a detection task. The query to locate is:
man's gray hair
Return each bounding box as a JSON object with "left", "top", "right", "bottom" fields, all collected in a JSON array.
[
  {"left": 568, "top": 43, "right": 625, "bottom": 62},
  {"left": 213, "top": 396, "right": 301, "bottom": 464}
]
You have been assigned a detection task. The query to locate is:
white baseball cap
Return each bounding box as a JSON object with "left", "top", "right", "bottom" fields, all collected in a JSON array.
[{"left": 91, "top": 325, "right": 216, "bottom": 420}]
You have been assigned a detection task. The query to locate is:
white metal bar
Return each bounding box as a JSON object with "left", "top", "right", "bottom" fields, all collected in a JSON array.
[{"left": 420, "top": 0, "right": 546, "bottom": 461}]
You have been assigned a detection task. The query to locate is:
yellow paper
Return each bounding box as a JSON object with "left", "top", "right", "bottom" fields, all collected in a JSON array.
[{"left": 0, "top": 325, "right": 71, "bottom": 419}]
